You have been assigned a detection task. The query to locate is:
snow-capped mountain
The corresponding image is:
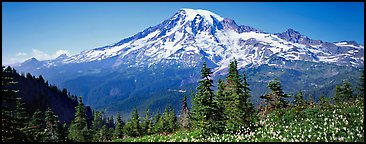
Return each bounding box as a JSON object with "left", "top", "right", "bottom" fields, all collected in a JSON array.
[
  {"left": 13, "top": 8, "right": 364, "bottom": 117},
  {"left": 38, "top": 8, "right": 363, "bottom": 73}
]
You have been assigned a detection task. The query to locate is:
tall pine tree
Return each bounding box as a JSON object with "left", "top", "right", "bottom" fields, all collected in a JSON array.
[
  {"left": 124, "top": 108, "right": 141, "bottom": 137},
  {"left": 223, "top": 59, "right": 253, "bottom": 133},
  {"left": 334, "top": 80, "right": 354, "bottom": 104},
  {"left": 44, "top": 107, "right": 61, "bottom": 142},
  {"left": 68, "top": 96, "right": 88, "bottom": 142},
  {"left": 168, "top": 105, "right": 177, "bottom": 132},
  {"left": 25, "top": 109, "right": 46, "bottom": 142},
  {"left": 113, "top": 112, "right": 125, "bottom": 139},
  {"left": 260, "top": 79, "right": 290, "bottom": 114},
  {"left": 141, "top": 108, "right": 152, "bottom": 135},
  {"left": 179, "top": 95, "right": 190, "bottom": 130},
  {"left": 2, "top": 66, "right": 24, "bottom": 142},
  {"left": 213, "top": 79, "right": 226, "bottom": 134},
  {"left": 191, "top": 62, "right": 216, "bottom": 138}
]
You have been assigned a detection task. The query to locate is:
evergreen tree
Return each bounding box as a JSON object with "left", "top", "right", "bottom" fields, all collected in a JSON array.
[
  {"left": 2, "top": 66, "right": 22, "bottom": 142},
  {"left": 179, "top": 95, "right": 190, "bottom": 130},
  {"left": 240, "top": 72, "right": 254, "bottom": 127},
  {"left": 14, "top": 97, "right": 30, "bottom": 141},
  {"left": 294, "top": 91, "right": 305, "bottom": 107},
  {"left": 153, "top": 111, "right": 162, "bottom": 134},
  {"left": 141, "top": 108, "right": 152, "bottom": 135},
  {"left": 124, "top": 108, "right": 141, "bottom": 137},
  {"left": 58, "top": 123, "right": 69, "bottom": 142},
  {"left": 213, "top": 79, "right": 226, "bottom": 134},
  {"left": 223, "top": 59, "right": 253, "bottom": 133},
  {"left": 318, "top": 95, "right": 329, "bottom": 108},
  {"left": 162, "top": 106, "right": 170, "bottom": 132},
  {"left": 113, "top": 112, "right": 125, "bottom": 139},
  {"left": 68, "top": 96, "right": 88, "bottom": 142},
  {"left": 260, "top": 79, "right": 290, "bottom": 114},
  {"left": 359, "top": 69, "right": 364, "bottom": 98},
  {"left": 44, "top": 107, "right": 61, "bottom": 142},
  {"left": 191, "top": 62, "right": 216, "bottom": 138},
  {"left": 168, "top": 105, "right": 177, "bottom": 132},
  {"left": 334, "top": 80, "right": 354, "bottom": 104},
  {"left": 308, "top": 95, "right": 315, "bottom": 108},
  {"left": 25, "top": 109, "right": 46, "bottom": 142},
  {"left": 91, "top": 111, "right": 104, "bottom": 142},
  {"left": 99, "top": 125, "right": 109, "bottom": 142}
]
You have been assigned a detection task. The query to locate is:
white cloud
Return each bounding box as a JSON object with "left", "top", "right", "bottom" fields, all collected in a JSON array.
[
  {"left": 15, "top": 52, "right": 27, "bottom": 56},
  {"left": 31, "top": 49, "right": 70, "bottom": 61},
  {"left": 2, "top": 49, "right": 71, "bottom": 65}
]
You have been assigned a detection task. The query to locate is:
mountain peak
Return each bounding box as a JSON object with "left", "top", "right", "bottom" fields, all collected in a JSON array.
[
  {"left": 56, "top": 53, "right": 69, "bottom": 59},
  {"left": 21, "top": 57, "right": 40, "bottom": 65},
  {"left": 28, "top": 57, "right": 39, "bottom": 62},
  {"left": 178, "top": 8, "right": 224, "bottom": 22},
  {"left": 285, "top": 28, "right": 301, "bottom": 35}
]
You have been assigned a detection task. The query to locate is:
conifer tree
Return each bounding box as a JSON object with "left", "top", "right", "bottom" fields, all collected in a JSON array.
[
  {"left": 113, "top": 112, "right": 125, "bottom": 139},
  {"left": 223, "top": 59, "right": 253, "bottom": 133},
  {"left": 334, "top": 80, "right": 354, "bottom": 104},
  {"left": 14, "top": 97, "right": 29, "bottom": 141},
  {"left": 260, "top": 79, "right": 290, "bottom": 115},
  {"left": 26, "top": 109, "right": 46, "bottom": 142},
  {"left": 58, "top": 123, "right": 69, "bottom": 142},
  {"left": 294, "top": 91, "right": 305, "bottom": 107},
  {"left": 2, "top": 66, "right": 22, "bottom": 142},
  {"left": 153, "top": 111, "right": 162, "bottom": 133},
  {"left": 124, "top": 108, "right": 141, "bottom": 137},
  {"left": 191, "top": 62, "right": 216, "bottom": 138},
  {"left": 91, "top": 111, "right": 103, "bottom": 141},
  {"left": 99, "top": 125, "right": 108, "bottom": 142},
  {"left": 168, "top": 105, "right": 177, "bottom": 132},
  {"left": 179, "top": 95, "right": 190, "bottom": 130},
  {"left": 359, "top": 69, "right": 364, "bottom": 98},
  {"left": 213, "top": 79, "right": 226, "bottom": 134},
  {"left": 141, "top": 108, "right": 152, "bottom": 135},
  {"left": 68, "top": 96, "right": 88, "bottom": 142},
  {"left": 44, "top": 107, "right": 61, "bottom": 142},
  {"left": 240, "top": 72, "right": 254, "bottom": 127}
]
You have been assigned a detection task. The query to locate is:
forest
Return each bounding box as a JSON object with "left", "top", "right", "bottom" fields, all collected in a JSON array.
[{"left": 2, "top": 58, "right": 364, "bottom": 142}]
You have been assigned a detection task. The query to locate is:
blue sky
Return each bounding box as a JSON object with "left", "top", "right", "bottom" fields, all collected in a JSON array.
[{"left": 2, "top": 2, "right": 364, "bottom": 65}]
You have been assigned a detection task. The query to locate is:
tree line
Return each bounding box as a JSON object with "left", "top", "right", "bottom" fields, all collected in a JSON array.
[{"left": 2, "top": 59, "right": 364, "bottom": 141}]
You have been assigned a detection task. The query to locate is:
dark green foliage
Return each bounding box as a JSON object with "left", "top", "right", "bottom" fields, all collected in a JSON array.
[
  {"left": 294, "top": 91, "right": 306, "bottom": 107},
  {"left": 2, "top": 66, "right": 28, "bottom": 142},
  {"left": 124, "top": 108, "right": 141, "bottom": 137},
  {"left": 213, "top": 79, "right": 226, "bottom": 134},
  {"left": 14, "top": 97, "right": 30, "bottom": 140},
  {"left": 59, "top": 123, "right": 69, "bottom": 142},
  {"left": 359, "top": 69, "right": 364, "bottom": 98},
  {"left": 2, "top": 66, "right": 19, "bottom": 142},
  {"left": 68, "top": 96, "right": 89, "bottom": 142},
  {"left": 167, "top": 106, "right": 177, "bottom": 132},
  {"left": 25, "top": 109, "right": 46, "bottom": 142},
  {"left": 334, "top": 80, "right": 354, "bottom": 104},
  {"left": 191, "top": 62, "right": 217, "bottom": 138},
  {"left": 141, "top": 108, "right": 153, "bottom": 135},
  {"left": 223, "top": 59, "right": 254, "bottom": 133},
  {"left": 240, "top": 72, "right": 255, "bottom": 128},
  {"left": 44, "top": 107, "right": 61, "bottom": 142},
  {"left": 113, "top": 112, "right": 125, "bottom": 139},
  {"left": 91, "top": 111, "right": 104, "bottom": 141},
  {"left": 99, "top": 125, "right": 109, "bottom": 142},
  {"left": 152, "top": 111, "right": 163, "bottom": 133},
  {"left": 261, "top": 79, "right": 290, "bottom": 112},
  {"left": 318, "top": 95, "right": 331, "bottom": 109},
  {"left": 179, "top": 95, "right": 190, "bottom": 130}
]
